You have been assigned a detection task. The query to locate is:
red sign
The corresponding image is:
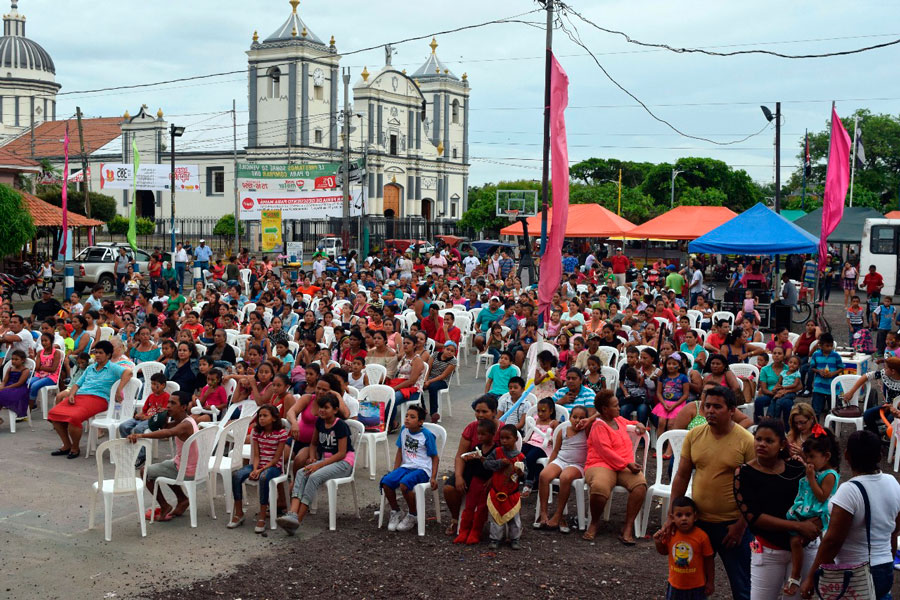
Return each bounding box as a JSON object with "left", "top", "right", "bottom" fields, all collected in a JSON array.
[
  {"left": 314, "top": 175, "right": 337, "bottom": 190},
  {"left": 242, "top": 197, "right": 255, "bottom": 210}
]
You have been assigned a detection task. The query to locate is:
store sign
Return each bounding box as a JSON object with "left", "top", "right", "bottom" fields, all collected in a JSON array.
[{"left": 99, "top": 163, "right": 200, "bottom": 191}]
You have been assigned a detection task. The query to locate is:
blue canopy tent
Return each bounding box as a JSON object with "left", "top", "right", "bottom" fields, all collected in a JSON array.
[{"left": 689, "top": 203, "right": 819, "bottom": 255}]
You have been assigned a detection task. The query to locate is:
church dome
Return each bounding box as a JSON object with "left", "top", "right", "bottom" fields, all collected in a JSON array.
[
  {"left": 412, "top": 38, "right": 458, "bottom": 81},
  {"left": 0, "top": 2, "right": 55, "bottom": 75},
  {"left": 256, "top": 0, "right": 325, "bottom": 48}
]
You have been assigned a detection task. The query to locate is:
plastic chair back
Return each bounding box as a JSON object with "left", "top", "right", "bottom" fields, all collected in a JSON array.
[
  {"left": 345, "top": 419, "right": 365, "bottom": 475},
  {"left": 212, "top": 414, "right": 255, "bottom": 468},
  {"left": 526, "top": 401, "right": 569, "bottom": 423},
  {"left": 686, "top": 310, "right": 702, "bottom": 329},
  {"left": 524, "top": 341, "right": 557, "bottom": 383},
  {"left": 597, "top": 346, "right": 620, "bottom": 369},
  {"left": 626, "top": 425, "right": 651, "bottom": 473},
  {"left": 365, "top": 363, "right": 387, "bottom": 385},
  {"left": 177, "top": 426, "right": 218, "bottom": 483},
  {"left": 651, "top": 429, "right": 687, "bottom": 487},
  {"left": 832, "top": 374, "right": 867, "bottom": 409},
  {"left": 135, "top": 361, "right": 167, "bottom": 403},
  {"left": 712, "top": 311, "right": 735, "bottom": 328},
  {"left": 96, "top": 438, "right": 152, "bottom": 493},
  {"left": 422, "top": 422, "right": 447, "bottom": 455},
  {"left": 601, "top": 366, "right": 619, "bottom": 391},
  {"left": 730, "top": 363, "right": 760, "bottom": 381},
  {"left": 358, "top": 384, "right": 395, "bottom": 430},
  {"left": 98, "top": 327, "right": 115, "bottom": 342}
]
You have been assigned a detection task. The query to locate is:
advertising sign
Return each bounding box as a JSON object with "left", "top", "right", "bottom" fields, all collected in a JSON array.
[
  {"left": 261, "top": 209, "right": 283, "bottom": 253},
  {"left": 99, "top": 163, "right": 200, "bottom": 192},
  {"left": 239, "top": 190, "right": 363, "bottom": 221}
]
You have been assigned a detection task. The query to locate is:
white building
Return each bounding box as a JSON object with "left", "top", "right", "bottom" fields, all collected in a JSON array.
[{"left": 0, "top": 0, "right": 471, "bottom": 225}]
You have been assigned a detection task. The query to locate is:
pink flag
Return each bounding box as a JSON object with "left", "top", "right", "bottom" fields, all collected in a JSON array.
[
  {"left": 60, "top": 123, "right": 70, "bottom": 255},
  {"left": 819, "top": 107, "right": 851, "bottom": 271},
  {"left": 538, "top": 55, "right": 570, "bottom": 318}
]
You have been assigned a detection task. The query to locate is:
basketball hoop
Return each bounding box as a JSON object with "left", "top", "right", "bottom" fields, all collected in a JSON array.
[{"left": 504, "top": 209, "right": 520, "bottom": 221}]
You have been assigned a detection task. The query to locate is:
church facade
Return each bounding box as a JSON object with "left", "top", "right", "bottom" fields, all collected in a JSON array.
[{"left": 0, "top": 0, "right": 471, "bottom": 223}]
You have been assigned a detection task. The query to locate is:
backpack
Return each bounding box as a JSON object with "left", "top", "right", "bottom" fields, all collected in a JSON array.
[{"left": 852, "top": 328, "right": 875, "bottom": 354}]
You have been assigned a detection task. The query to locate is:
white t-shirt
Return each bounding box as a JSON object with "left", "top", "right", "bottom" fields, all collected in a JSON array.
[
  {"left": 462, "top": 255, "right": 480, "bottom": 276},
  {"left": 174, "top": 249, "right": 188, "bottom": 263},
  {"left": 396, "top": 426, "right": 438, "bottom": 476},
  {"left": 313, "top": 259, "right": 326, "bottom": 279},
  {"left": 343, "top": 392, "right": 359, "bottom": 418},
  {"left": 70, "top": 302, "right": 84, "bottom": 316},
  {"left": 7, "top": 330, "right": 33, "bottom": 355},
  {"left": 428, "top": 255, "right": 447, "bottom": 276},
  {"left": 829, "top": 473, "right": 900, "bottom": 566}
]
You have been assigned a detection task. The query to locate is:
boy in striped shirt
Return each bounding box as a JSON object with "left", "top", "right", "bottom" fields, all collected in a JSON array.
[{"left": 808, "top": 332, "right": 843, "bottom": 417}]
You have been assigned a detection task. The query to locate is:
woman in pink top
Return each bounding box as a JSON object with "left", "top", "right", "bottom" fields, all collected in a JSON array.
[
  {"left": 27, "top": 332, "right": 62, "bottom": 404},
  {"left": 580, "top": 389, "right": 647, "bottom": 544}
]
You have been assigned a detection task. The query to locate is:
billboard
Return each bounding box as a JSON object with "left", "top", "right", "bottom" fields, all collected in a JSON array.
[{"left": 99, "top": 163, "right": 200, "bottom": 192}]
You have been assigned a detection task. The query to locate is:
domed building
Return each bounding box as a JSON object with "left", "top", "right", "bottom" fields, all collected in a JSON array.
[{"left": 0, "top": 1, "right": 59, "bottom": 139}]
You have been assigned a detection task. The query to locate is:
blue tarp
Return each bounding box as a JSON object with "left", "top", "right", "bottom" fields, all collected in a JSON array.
[{"left": 688, "top": 203, "right": 819, "bottom": 255}]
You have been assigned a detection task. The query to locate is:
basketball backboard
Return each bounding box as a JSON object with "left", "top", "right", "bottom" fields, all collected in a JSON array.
[{"left": 496, "top": 190, "right": 539, "bottom": 218}]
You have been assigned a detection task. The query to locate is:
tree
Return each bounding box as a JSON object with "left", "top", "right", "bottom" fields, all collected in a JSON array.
[
  {"left": 642, "top": 158, "right": 761, "bottom": 212},
  {"left": 107, "top": 215, "right": 154, "bottom": 235},
  {"left": 0, "top": 185, "right": 36, "bottom": 259},
  {"left": 38, "top": 186, "right": 117, "bottom": 222},
  {"left": 570, "top": 158, "right": 654, "bottom": 188},
  {"left": 785, "top": 109, "right": 900, "bottom": 211},
  {"left": 569, "top": 181, "right": 658, "bottom": 223},
  {"left": 213, "top": 213, "right": 244, "bottom": 256},
  {"left": 678, "top": 186, "right": 727, "bottom": 207}
]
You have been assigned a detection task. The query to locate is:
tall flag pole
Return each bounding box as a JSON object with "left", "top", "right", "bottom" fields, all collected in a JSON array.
[
  {"left": 126, "top": 139, "right": 140, "bottom": 253},
  {"left": 801, "top": 129, "right": 809, "bottom": 210},
  {"left": 60, "top": 124, "right": 70, "bottom": 256},
  {"left": 537, "top": 54, "right": 569, "bottom": 319},
  {"left": 617, "top": 167, "right": 622, "bottom": 216},
  {"left": 819, "top": 104, "right": 851, "bottom": 272}
]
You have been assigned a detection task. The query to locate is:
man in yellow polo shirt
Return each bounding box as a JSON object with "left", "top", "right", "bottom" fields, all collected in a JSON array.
[{"left": 667, "top": 386, "right": 755, "bottom": 600}]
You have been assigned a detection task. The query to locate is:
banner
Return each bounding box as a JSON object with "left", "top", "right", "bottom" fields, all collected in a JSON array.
[
  {"left": 239, "top": 190, "right": 364, "bottom": 221},
  {"left": 237, "top": 159, "right": 365, "bottom": 194},
  {"left": 819, "top": 107, "right": 851, "bottom": 271},
  {"left": 100, "top": 163, "right": 200, "bottom": 192},
  {"left": 61, "top": 124, "right": 69, "bottom": 255},
  {"left": 261, "top": 209, "right": 283, "bottom": 253}
]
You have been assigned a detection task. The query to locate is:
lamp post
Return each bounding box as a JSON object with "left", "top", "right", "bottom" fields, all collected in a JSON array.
[
  {"left": 670, "top": 168, "right": 685, "bottom": 208},
  {"left": 760, "top": 103, "right": 781, "bottom": 213},
  {"left": 599, "top": 175, "right": 622, "bottom": 215},
  {"left": 169, "top": 124, "right": 185, "bottom": 252}
]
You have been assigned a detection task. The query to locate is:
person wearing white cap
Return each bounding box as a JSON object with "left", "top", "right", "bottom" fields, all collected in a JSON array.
[
  {"left": 194, "top": 239, "right": 213, "bottom": 274},
  {"left": 473, "top": 296, "right": 505, "bottom": 352}
]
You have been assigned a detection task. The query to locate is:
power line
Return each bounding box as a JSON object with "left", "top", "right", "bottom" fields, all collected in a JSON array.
[{"left": 562, "top": 3, "right": 900, "bottom": 59}]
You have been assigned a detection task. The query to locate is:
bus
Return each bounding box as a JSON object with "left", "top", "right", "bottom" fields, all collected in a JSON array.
[{"left": 859, "top": 218, "right": 900, "bottom": 296}]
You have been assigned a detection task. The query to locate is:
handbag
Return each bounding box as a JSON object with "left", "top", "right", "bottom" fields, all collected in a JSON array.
[
  {"left": 814, "top": 480, "right": 876, "bottom": 599},
  {"left": 147, "top": 411, "right": 168, "bottom": 432},
  {"left": 831, "top": 405, "right": 863, "bottom": 418}
]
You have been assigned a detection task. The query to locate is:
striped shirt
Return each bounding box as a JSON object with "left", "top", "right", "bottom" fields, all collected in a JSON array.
[
  {"left": 253, "top": 428, "right": 290, "bottom": 469},
  {"left": 809, "top": 350, "right": 844, "bottom": 395},
  {"left": 430, "top": 355, "right": 457, "bottom": 380},
  {"left": 552, "top": 384, "right": 597, "bottom": 410}
]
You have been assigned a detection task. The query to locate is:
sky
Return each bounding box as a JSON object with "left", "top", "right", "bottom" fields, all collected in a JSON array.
[{"left": 22, "top": 0, "right": 900, "bottom": 188}]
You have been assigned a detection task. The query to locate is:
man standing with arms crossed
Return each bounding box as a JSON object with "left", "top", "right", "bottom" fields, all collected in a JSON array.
[
  {"left": 610, "top": 247, "right": 630, "bottom": 288},
  {"left": 666, "top": 386, "right": 755, "bottom": 600}
]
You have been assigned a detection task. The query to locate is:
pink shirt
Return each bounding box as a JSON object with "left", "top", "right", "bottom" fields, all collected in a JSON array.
[{"left": 173, "top": 417, "right": 200, "bottom": 477}]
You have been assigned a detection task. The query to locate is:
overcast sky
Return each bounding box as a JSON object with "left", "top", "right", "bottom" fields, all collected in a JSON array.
[{"left": 25, "top": 0, "right": 900, "bottom": 187}]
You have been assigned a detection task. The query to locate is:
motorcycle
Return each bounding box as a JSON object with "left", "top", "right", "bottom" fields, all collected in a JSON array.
[{"left": 0, "top": 262, "right": 51, "bottom": 301}]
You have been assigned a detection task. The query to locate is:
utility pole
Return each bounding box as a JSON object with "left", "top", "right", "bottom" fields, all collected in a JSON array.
[
  {"left": 801, "top": 128, "right": 808, "bottom": 210},
  {"left": 232, "top": 99, "right": 240, "bottom": 256},
  {"left": 76, "top": 107, "right": 90, "bottom": 217},
  {"left": 617, "top": 168, "right": 622, "bottom": 216},
  {"left": 358, "top": 113, "right": 369, "bottom": 258},
  {"left": 341, "top": 67, "right": 351, "bottom": 249},
  {"left": 538, "top": 0, "right": 553, "bottom": 256},
  {"left": 670, "top": 168, "right": 684, "bottom": 208},
  {"left": 774, "top": 101, "right": 781, "bottom": 213}
]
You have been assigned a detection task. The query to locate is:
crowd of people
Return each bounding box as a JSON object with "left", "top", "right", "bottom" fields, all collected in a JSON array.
[{"left": 2, "top": 240, "right": 900, "bottom": 600}]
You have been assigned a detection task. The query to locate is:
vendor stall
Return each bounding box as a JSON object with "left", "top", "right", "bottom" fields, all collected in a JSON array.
[
  {"left": 689, "top": 203, "right": 819, "bottom": 330},
  {"left": 625, "top": 205, "right": 737, "bottom": 240},
  {"left": 499, "top": 204, "right": 635, "bottom": 238}
]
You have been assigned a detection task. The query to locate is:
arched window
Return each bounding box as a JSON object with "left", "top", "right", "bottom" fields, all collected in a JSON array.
[
  {"left": 267, "top": 67, "right": 281, "bottom": 98},
  {"left": 451, "top": 99, "right": 460, "bottom": 124}
]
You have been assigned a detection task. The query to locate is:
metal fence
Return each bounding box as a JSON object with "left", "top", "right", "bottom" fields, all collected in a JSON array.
[{"left": 90, "top": 216, "right": 472, "bottom": 256}]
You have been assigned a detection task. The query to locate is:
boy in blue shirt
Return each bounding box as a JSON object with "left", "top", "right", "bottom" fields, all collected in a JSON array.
[
  {"left": 485, "top": 351, "right": 518, "bottom": 399},
  {"left": 381, "top": 405, "right": 439, "bottom": 533},
  {"left": 871, "top": 295, "right": 897, "bottom": 356},
  {"left": 808, "top": 332, "right": 843, "bottom": 417}
]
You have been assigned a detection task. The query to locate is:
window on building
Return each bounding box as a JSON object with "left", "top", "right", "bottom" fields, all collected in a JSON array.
[
  {"left": 314, "top": 129, "right": 323, "bottom": 144},
  {"left": 452, "top": 147, "right": 458, "bottom": 159},
  {"left": 207, "top": 166, "right": 225, "bottom": 195},
  {"left": 450, "top": 202, "right": 458, "bottom": 218},
  {"left": 314, "top": 85, "right": 324, "bottom": 101},
  {"left": 452, "top": 99, "right": 460, "bottom": 124},
  {"left": 267, "top": 67, "right": 281, "bottom": 98},
  {"left": 390, "top": 134, "right": 398, "bottom": 155}
]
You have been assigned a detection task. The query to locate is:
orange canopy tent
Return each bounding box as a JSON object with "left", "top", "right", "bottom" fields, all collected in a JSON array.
[
  {"left": 884, "top": 210, "right": 900, "bottom": 219},
  {"left": 499, "top": 204, "right": 635, "bottom": 237},
  {"left": 625, "top": 205, "right": 737, "bottom": 240}
]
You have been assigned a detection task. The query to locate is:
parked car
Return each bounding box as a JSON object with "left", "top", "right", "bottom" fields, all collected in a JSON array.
[
  {"left": 60, "top": 243, "right": 170, "bottom": 294},
  {"left": 316, "top": 235, "right": 343, "bottom": 260}
]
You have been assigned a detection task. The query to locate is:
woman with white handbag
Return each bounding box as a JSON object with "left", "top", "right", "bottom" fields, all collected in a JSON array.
[{"left": 800, "top": 430, "right": 900, "bottom": 599}]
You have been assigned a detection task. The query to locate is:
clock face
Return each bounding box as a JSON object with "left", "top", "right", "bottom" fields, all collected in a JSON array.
[{"left": 313, "top": 68, "right": 324, "bottom": 86}]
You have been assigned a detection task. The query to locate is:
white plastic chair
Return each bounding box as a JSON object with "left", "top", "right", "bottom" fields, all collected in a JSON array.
[
  {"left": 712, "top": 311, "right": 735, "bottom": 329},
  {"left": 532, "top": 422, "right": 577, "bottom": 524},
  {"left": 525, "top": 402, "right": 569, "bottom": 423},
  {"left": 597, "top": 346, "right": 620, "bottom": 369},
  {"left": 149, "top": 425, "right": 219, "bottom": 527},
  {"left": 356, "top": 385, "right": 395, "bottom": 480},
  {"left": 524, "top": 341, "right": 558, "bottom": 384},
  {"left": 234, "top": 334, "right": 252, "bottom": 355},
  {"left": 601, "top": 365, "right": 619, "bottom": 392},
  {"left": 239, "top": 418, "right": 292, "bottom": 529},
  {"left": 653, "top": 317, "right": 672, "bottom": 333},
  {"left": 576, "top": 425, "right": 649, "bottom": 533},
  {"left": 377, "top": 423, "right": 447, "bottom": 536},
  {"left": 88, "top": 438, "right": 152, "bottom": 542},
  {"left": 323, "top": 419, "right": 365, "bottom": 530},
  {"left": 453, "top": 314, "right": 473, "bottom": 367},
  {"left": 86, "top": 378, "right": 142, "bottom": 457},
  {"left": 691, "top": 328, "right": 707, "bottom": 344},
  {"left": 4, "top": 358, "right": 34, "bottom": 432},
  {"left": 239, "top": 268, "right": 252, "bottom": 296},
  {"left": 209, "top": 414, "right": 256, "bottom": 517},
  {"left": 97, "top": 326, "right": 115, "bottom": 342},
  {"left": 787, "top": 332, "right": 800, "bottom": 346},
  {"left": 639, "top": 429, "right": 688, "bottom": 538},
  {"left": 365, "top": 363, "right": 387, "bottom": 385},
  {"left": 133, "top": 361, "right": 167, "bottom": 413},
  {"left": 686, "top": 310, "right": 702, "bottom": 329},
  {"left": 883, "top": 399, "right": 900, "bottom": 471},
  {"left": 730, "top": 363, "right": 760, "bottom": 383},
  {"left": 824, "top": 375, "right": 870, "bottom": 436}
]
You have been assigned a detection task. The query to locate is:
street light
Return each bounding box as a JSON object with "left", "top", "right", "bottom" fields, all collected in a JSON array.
[
  {"left": 670, "top": 168, "right": 685, "bottom": 208},
  {"left": 169, "top": 124, "right": 185, "bottom": 252},
  {"left": 761, "top": 103, "right": 781, "bottom": 213}
]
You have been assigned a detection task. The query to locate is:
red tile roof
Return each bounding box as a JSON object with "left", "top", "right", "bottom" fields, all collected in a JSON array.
[
  {"left": 0, "top": 147, "right": 39, "bottom": 169},
  {"left": 21, "top": 191, "right": 104, "bottom": 227},
  {"left": 1, "top": 117, "right": 122, "bottom": 161}
]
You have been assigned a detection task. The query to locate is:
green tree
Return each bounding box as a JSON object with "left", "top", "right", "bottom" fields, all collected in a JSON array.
[
  {"left": 0, "top": 185, "right": 36, "bottom": 259},
  {"left": 107, "top": 215, "right": 154, "bottom": 235},
  {"left": 38, "top": 186, "right": 117, "bottom": 222},
  {"left": 642, "top": 158, "right": 761, "bottom": 212},
  {"left": 570, "top": 158, "right": 654, "bottom": 188},
  {"left": 678, "top": 186, "right": 727, "bottom": 206},
  {"left": 785, "top": 109, "right": 900, "bottom": 211},
  {"left": 569, "top": 181, "right": 658, "bottom": 223},
  {"left": 213, "top": 213, "right": 244, "bottom": 236}
]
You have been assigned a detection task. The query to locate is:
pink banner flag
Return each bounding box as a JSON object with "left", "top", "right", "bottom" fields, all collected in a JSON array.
[
  {"left": 819, "top": 107, "right": 851, "bottom": 271},
  {"left": 60, "top": 123, "right": 70, "bottom": 255},
  {"left": 538, "top": 55, "right": 570, "bottom": 318}
]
